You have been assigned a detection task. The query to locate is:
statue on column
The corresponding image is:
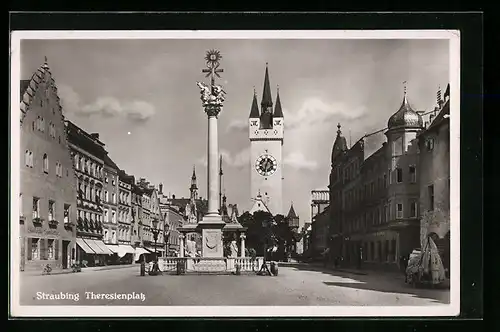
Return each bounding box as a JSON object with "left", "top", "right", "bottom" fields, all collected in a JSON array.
[
  {"left": 229, "top": 204, "right": 239, "bottom": 223},
  {"left": 229, "top": 234, "right": 238, "bottom": 258}
]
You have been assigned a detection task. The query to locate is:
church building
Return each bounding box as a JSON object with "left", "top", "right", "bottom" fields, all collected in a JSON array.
[{"left": 248, "top": 63, "right": 284, "bottom": 215}]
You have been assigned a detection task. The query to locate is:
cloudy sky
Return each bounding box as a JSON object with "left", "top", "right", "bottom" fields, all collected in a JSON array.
[{"left": 21, "top": 38, "right": 449, "bottom": 228}]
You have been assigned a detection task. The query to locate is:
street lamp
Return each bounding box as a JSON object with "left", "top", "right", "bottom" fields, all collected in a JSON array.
[
  {"left": 164, "top": 222, "right": 170, "bottom": 257},
  {"left": 152, "top": 218, "right": 159, "bottom": 260}
]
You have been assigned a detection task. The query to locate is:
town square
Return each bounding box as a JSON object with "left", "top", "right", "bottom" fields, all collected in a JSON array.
[{"left": 13, "top": 33, "right": 453, "bottom": 312}]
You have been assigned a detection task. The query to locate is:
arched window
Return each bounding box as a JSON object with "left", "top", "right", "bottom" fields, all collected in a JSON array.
[
  {"left": 43, "top": 154, "right": 48, "bottom": 173},
  {"left": 75, "top": 155, "right": 79, "bottom": 169},
  {"left": 25, "top": 150, "right": 30, "bottom": 167}
]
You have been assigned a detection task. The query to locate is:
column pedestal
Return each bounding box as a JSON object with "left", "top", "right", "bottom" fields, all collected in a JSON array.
[
  {"left": 179, "top": 235, "right": 185, "bottom": 258},
  {"left": 240, "top": 233, "right": 246, "bottom": 257}
]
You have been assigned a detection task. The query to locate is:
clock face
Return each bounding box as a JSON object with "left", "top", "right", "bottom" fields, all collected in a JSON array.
[{"left": 255, "top": 154, "right": 278, "bottom": 176}]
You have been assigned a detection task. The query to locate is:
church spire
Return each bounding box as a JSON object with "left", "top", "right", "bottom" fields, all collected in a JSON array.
[
  {"left": 249, "top": 87, "right": 260, "bottom": 118},
  {"left": 261, "top": 63, "right": 273, "bottom": 112},
  {"left": 274, "top": 84, "right": 284, "bottom": 118},
  {"left": 190, "top": 165, "right": 198, "bottom": 200}
]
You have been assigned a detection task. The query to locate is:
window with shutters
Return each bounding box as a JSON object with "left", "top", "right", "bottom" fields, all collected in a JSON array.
[
  {"left": 396, "top": 203, "right": 403, "bottom": 219},
  {"left": 64, "top": 204, "right": 70, "bottom": 223},
  {"left": 43, "top": 154, "right": 49, "bottom": 173},
  {"left": 410, "top": 200, "right": 418, "bottom": 218},
  {"left": 32, "top": 197, "right": 40, "bottom": 219},
  {"left": 30, "top": 238, "right": 40, "bottom": 260},
  {"left": 409, "top": 166, "right": 417, "bottom": 183},
  {"left": 47, "top": 239, "right": 55, "bottom": 260},
  {"left": 396, "top": 168, "right": 403, "bottom": 183},
  {"left": 48, "top": 200, "right": 55, "bottom": 221}
]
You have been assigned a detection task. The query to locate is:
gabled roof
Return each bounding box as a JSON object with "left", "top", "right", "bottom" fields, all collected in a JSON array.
[
  {"left": 426, "top": 99, "right": 450, "bottom": 132},
  {"left": 65, "top": 120, "right": 107, "bottom": 160},
  {"left": 103, "top": 153, "right": 119, "bottom": 170},
  {"left": 20, "top": 60, "right": 62, "bottom": 125},
  {"left": 249, "top": 194, "right": 271, "bottom": 214}
]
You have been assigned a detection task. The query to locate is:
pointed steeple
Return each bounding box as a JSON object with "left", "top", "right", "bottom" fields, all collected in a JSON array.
[
  {"left": 261, "top": 63, "right": 273, "bottom": 111},
  {"left": 287, "top": 202, "right": 300, "bottom": 228},
  {"left": 274, "top": 85, "right": 284, "bottom": 118},
  {"left": 190, "top": 165, "right": 198, "bottom": 199},
  {"left": 249, "top": 87, "right": 260, "bottom": 118}
]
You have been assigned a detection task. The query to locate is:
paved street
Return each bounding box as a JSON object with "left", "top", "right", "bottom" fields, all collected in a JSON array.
[{"left": 19, "top": 264, "right": 449, "bottom": 306}]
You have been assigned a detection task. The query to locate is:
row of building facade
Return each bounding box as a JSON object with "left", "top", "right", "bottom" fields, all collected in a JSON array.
[
  {"left": 18, "top": 60, "right": 190, "bottom": 271},
  {"left": 305, "top": 85, "right": 451, "bottom": 274}
]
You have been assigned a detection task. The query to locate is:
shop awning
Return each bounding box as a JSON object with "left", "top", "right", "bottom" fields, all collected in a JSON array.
[
  {"left": 105, "top": 244, "right": 119, "bottom": 254},
  {"left": 119, "top": 244, "right": 136, "bottom": 254},
  {"left": 94, "top": 240, "right": 114, "bottom": 255},
  {"left": 83, "top": 239, "right": 106, "bottom": 254},
  {"left": 76, "top": 238, "right": 95, "bottom": 254},
  {"left": 135, "top": 247, "right": 151, "bottom": 255},
  {"left": 113, "top": 244, "right": 136, "bottom": 258},
  {"left": 134, "top": 247, "right": 152, "bottom": 261}
]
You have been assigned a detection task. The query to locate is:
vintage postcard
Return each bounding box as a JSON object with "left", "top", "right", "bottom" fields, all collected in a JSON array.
[{"left": 10, "top": 30, "right": 460, "bottom": 317}]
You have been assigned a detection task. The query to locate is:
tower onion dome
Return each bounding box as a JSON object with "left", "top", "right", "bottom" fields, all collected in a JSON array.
[{"left": 387, "top": 90, "right": 424, "bottom": 130}]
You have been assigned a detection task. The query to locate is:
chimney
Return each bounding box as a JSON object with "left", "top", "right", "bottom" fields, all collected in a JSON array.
[
  {"left": 159, "top": 183, "right": 163, "bottom": 194},
  {"left": 90, "top": 133, "right": 100, "bottom": 140}
]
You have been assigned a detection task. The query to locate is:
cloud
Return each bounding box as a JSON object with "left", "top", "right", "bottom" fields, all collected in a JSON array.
[
  {"left": 283, "top": 151, "right": 318, "bottom": 171},
  {"left": 225, "top": 97, "right": 366, "bottom": 133},
  {"left": 197, "top": 147, "right": 250, "bottom": 169},
  {"left": 58, "top": 84, "right": 156, "bottom": 122},
  {"left": 57, "top": 84, "right": 81, "bottom": 115},
  {"left": 226, "top": 119, "right": 247, "bottom": 133},
  {"left": 283, "top": 97, "right": 366, "bottom": 131}
]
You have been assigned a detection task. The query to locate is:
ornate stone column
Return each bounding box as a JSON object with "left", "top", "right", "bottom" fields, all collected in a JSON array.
[
  {"left": 240, "top": 233, "right": 246, "bottom": 258},
  {"left": 179, "top": 234, "right": 185, "bottom": 258},
  {"left": 196, "top": 50, "right": 227, "bottom": 259},
  {"left": 206, "top": 106, "right": 220, "bottom": 216}
]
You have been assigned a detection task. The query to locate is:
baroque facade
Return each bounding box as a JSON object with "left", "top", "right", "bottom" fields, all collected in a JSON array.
[
  {"left": 66, "top": 122, "right": 114, "bottom": 266},
  {"left": 328, "top": 88, "right": 426, "bottom": 270},
  {"left": 102, "top": 154, "right": 119, "bottom": 246},
  {"left": 19, "top": 59, "right": 77, "bottom": 271}
]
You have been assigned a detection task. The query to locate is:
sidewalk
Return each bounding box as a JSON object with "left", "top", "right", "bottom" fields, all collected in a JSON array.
[{"left": 21, "top": 263, "right": 138, "bottom": 277}]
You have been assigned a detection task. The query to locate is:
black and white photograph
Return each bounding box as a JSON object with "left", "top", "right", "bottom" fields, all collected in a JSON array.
[{"left": 10, "top": 30, "right": 460, "bottom": 317}]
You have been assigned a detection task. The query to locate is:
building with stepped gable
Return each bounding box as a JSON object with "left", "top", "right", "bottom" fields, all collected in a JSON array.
[{"left": 19, "top": 58, "right": 78, "bottom": 272}]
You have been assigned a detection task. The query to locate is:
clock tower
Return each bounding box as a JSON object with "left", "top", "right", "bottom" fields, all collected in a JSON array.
[{"left": 249, "top": 63, "right": 284, "bottom": 215}]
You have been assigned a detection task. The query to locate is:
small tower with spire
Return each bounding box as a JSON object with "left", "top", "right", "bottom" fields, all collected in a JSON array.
[
  {"left": 287, "top": 202, "right": 300, "bottom": 229},
  {"left": 190, "top": 165, "right": 198, "bottom": 201}
]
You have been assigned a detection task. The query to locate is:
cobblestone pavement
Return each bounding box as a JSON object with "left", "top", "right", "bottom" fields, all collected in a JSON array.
[{"left": 18, "top": 264, "right": 449, "bottom": 306}]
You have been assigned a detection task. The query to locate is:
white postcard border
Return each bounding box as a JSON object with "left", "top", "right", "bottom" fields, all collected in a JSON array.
[{"left": 10, "top": 29, "right": 460, "bottom": 317}]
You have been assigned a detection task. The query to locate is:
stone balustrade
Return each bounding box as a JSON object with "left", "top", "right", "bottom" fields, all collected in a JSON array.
[{"left": 156, "top": 257, "right": 264, "bottom": 274}]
